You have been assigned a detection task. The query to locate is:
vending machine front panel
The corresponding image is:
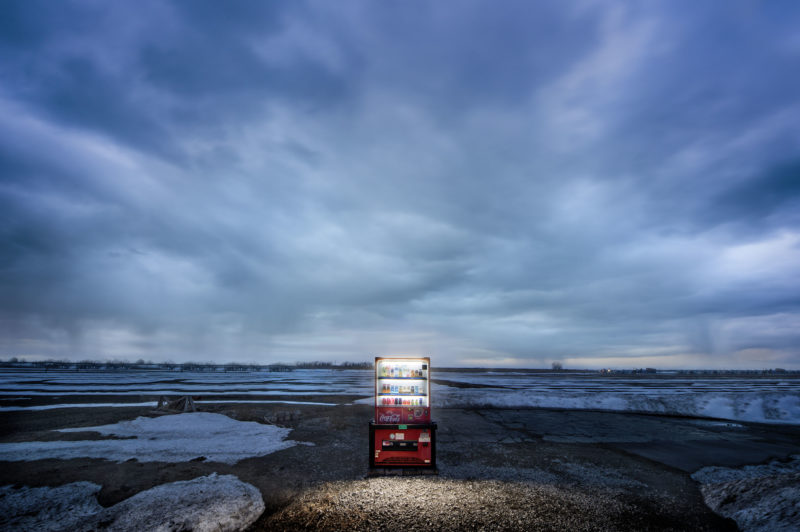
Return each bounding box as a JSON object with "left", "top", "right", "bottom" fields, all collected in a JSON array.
[{"left": 369, "top": 423, "right": 437, "bottom": 468}]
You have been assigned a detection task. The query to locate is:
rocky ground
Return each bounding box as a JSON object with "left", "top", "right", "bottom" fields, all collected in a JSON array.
[{"left": 1, "top": 399, "right": 799, "bottom": 530}]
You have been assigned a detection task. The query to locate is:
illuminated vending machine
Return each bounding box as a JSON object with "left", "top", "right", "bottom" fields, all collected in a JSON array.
[{"left": 369, "top": 356, "right": 437, "bottom": 471}]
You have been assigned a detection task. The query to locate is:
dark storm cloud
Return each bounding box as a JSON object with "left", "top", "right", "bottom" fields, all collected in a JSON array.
[
  {"left": 1, "top": 1, "right": 799, "bottom": 367},
  {"left": 710, "top": 160, "right": 800, "bottom": 227},
  {"left": 0, "top": 0, "right": 358, "bottom": 160}
]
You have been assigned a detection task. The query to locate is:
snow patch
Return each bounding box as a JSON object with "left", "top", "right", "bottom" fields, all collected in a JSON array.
[
  {"left": 434, "top": 386, "right": 800, "bottom": 425},
  {"left": 0, "top": 402, "right": 156, "bottom": 411},
  {"left": 0, "top": 412, "right": 304, "bottom": 464},
  {"left": 352, "top": 396, "right": 375, "bottom": 405},
  {"left": 0, "top": 399, "right": 337, "bottom": 411},
  {"left": 0, "top": 474, "right": 264, "bottom": 532},
  {"left": 85, "top": 474, "right": 264, "bottom": 531}
]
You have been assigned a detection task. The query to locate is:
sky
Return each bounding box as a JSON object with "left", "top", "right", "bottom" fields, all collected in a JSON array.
[{"left": 1, "top": 1, "right": 799, "bottom": 368}]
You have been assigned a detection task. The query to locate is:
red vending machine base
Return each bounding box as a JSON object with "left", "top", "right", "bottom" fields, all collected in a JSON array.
[{"left": 369, "top": 422, "right": 437, "bottom": 470}]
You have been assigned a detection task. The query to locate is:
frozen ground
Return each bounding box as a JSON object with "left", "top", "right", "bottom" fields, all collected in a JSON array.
[
  {"left": 3, "top": 402, "right": 798, "bottom": 531},
  {"left": 0, "top": 474, "right": 264, "bottom": 532},
  {"left": 0, "top": 412, "right": 305, "bottom": 464},
  {"left": 2, "top": 368, "right": 798, "bottom": 424}
]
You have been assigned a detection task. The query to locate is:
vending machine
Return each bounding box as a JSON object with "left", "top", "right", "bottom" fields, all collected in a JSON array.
[{"left": 369, "top": 356, "right": 437, "bottom": 471}]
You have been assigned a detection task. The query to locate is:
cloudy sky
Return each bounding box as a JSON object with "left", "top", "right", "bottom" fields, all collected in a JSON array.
[{"left": 1, "top": 1, "right": 799, "bottom": 368}]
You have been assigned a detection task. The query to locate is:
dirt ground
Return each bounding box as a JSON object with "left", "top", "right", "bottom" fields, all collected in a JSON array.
[{"left": 2, "top": 401, "right": 799, "bottom": 530}]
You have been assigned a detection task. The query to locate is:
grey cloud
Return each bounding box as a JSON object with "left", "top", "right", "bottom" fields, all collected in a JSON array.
[{"left": 1, "top": 1, "right": 799, "bottom": 367}]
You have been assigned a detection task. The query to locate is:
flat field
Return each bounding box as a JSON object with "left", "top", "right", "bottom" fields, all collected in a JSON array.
[{"left": 1, "top": 369, "right": 798, "bottom": 530}]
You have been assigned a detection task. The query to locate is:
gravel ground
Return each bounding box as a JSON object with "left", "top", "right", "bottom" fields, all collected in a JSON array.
[{"left": 261, "top": 477, "right": 719, "bottom": 531}]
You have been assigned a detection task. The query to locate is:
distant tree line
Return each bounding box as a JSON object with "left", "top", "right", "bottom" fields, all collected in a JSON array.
[
  {"left": 294, "top": 360, "right": 372, "bottom": 369},
  {"left": 599, "top": 367, "right": 658, "bottom": 374},
  {"left": 0, "top": 357, "right": 373, "bottom": 372},
  {"left": 599, "top": 367, "right": 798, "bottom": 375}
]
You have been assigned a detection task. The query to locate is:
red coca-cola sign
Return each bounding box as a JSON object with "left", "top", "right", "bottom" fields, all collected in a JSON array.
[{"left": 378, "top": 409, "right": 401, "bottom": 423}]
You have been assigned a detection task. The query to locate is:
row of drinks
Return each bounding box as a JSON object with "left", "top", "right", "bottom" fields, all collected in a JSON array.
[
  {"left": 379, "top": 364, "right": 426, "bottom": 378},
  {"left": 380, "top": 383, "right": 424, "bottom": 395},
  {"left": 380, "top": 397, "right": 425, "bottom": 406}
]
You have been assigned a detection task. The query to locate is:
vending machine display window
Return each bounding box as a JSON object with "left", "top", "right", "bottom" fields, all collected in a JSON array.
[{"left": 374, "top": 357, "right": 430, "bottom": 423}]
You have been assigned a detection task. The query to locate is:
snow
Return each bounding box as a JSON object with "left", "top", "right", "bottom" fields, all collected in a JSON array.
[
  {"left": 84, "top": 474, "right": 264, "bottom": 531},
  {"left": 0, "top": 412, "right": 306, "bottom": 464},
  {"left": 0, "top": 402, "right": 156, "bottom": 411},
  {"left": 0, "top": 474, "right": 264, "bottom": 532},
  {"left": 431, "top": 377, "right": 800, "bottom": 425},
  {"left": 0, "top": 399, "right": 337, "bottom": 411},
  {"left": 2, "top": 368, "right": 799, "bottom": 424},
  {"left": 195, "top": 399, "right": 337, "bottom": 406},
  {"left": 0, "top": 368, "right": 374, "bottom": 396},
  {"left": 692, "top": 456, "right": 800, "bottom": 532},
  {"left": 353, "top": 396, "right": 375, "bottom": 405}
]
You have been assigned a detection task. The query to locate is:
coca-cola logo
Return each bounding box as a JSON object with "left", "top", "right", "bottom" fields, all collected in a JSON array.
[{"left": 378, "top": 411, "right": 401, "bottom": 423}]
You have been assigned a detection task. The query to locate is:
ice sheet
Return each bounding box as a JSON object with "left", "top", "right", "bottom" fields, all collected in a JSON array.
[
  {"left": 692, "top": 456, "right": 800, "bottom": 532},
  {"left": 3, "top": 369, "right": 798, "bottom": 425},
  {"left": 432, "top": 382, "right": 800, "bottom": 424}
]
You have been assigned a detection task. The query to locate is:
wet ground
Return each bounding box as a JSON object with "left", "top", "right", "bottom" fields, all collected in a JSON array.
[{"left": 1, "top": 402, "right": 799, "bottom": 530}]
